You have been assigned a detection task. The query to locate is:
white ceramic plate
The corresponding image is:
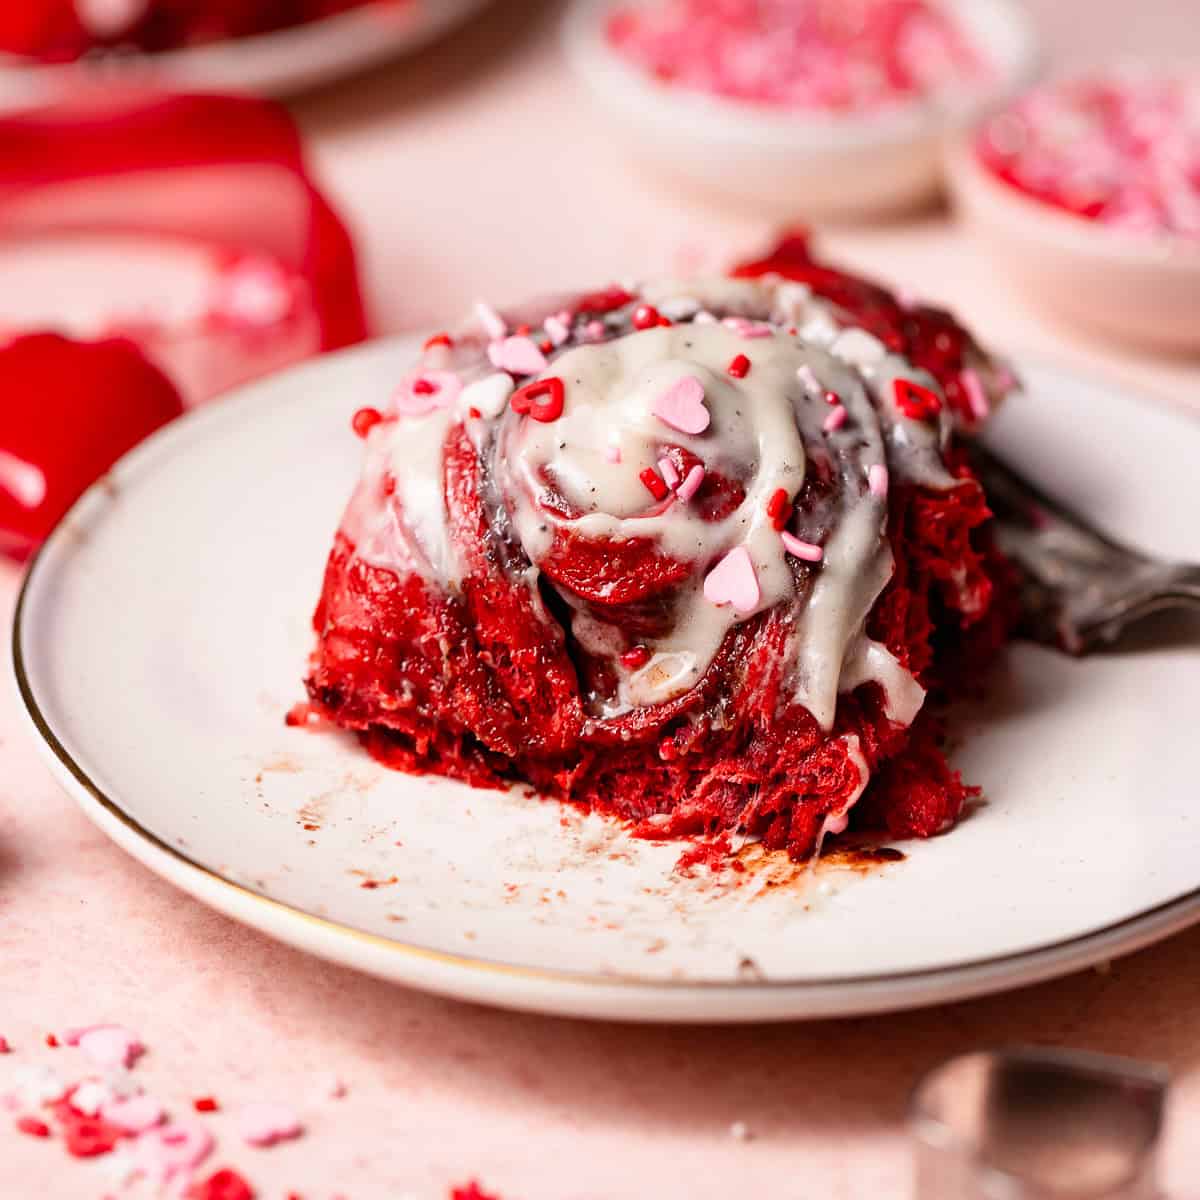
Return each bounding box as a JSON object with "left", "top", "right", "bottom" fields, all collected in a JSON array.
[
  {"left": 0, "top": 0, "right": 489, "bottom": 106},
  {"left": 13, "top": 339, "right": 1200, "bottom": 1023}
]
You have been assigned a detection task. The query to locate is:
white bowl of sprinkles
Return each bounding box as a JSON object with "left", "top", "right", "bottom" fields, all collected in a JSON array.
[
  {"left": 565, "top": 0, "right": 1040, "bottom": 221},
  {"left": 946, "top": 68, "right": 1200, "bottom": 354}
]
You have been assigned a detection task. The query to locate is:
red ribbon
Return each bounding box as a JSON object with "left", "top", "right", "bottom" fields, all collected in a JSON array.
[
  {"left": 0, "top": 92, "right": 368, "bottom": 353},
  {"left": 0, "top": 92, "right": 369, "bottom": 560}
]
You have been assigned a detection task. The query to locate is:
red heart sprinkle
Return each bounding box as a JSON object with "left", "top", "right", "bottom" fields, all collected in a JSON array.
[
  {"left": 893, "top": 378, "right": 942, "bottom": 420},
  {"left": 510, "top": 377, "right": 565, "bottom": 422}
]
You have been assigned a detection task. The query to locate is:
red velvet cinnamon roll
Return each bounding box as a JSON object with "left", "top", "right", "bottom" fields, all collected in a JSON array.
[{"left": 305, "top": 237, "right": 1017, "bottom": 861}]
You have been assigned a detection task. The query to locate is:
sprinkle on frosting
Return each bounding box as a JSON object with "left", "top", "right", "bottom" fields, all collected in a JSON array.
[
  {"left": 869, "top": 464, "right": 890, "bottom": 497},
  {"left": 823, "top": 404, "right": 848, "bottom": 433},
  {"left": 474, "top": 301, "right": 507, "bottom": 341},
  {"left": 765, "top": 487, "right": 791, "bottom": 531},
  {"left": 703, "top": 546, "right": 760, "bottom": 614},
  {"left": 395, "top": 370, "right": 462, "bottom": 416},
  {"left": 510, "top": 377, "right": 564, "bottom": 423},
  {"left": 893, "top": 377, "right": 942, "bottom": 421},
  {"left": 632, "top": 304, "right": 662, "bottom": 330},
  {"left": 960, "top": 367, "right": 990, "bottom": 423},
  {"left": 652, "top": 375, "right": 710, "bottom": 434},
  {"left": 544, "top": 314, "right": 571, "bottom": 347},
  {"left": 781, "top": 532, "right": 824, "bottom": 563},
  {"left": 723, "top": 316, "right": 773, "bottom": 339},
  {"left": 640, "top": 467, "right": 669, "bottom": 502},
  {"left": 727, "top": 353, "right": 751, "bottom": 378},
  {"left": 620, "top": 646, "right": 651, "bottom": 670},
  {"left": 488, "top": 336, "right": 548, "bottom": 376},
  {"left": 676, "top": 463, "right": 705, "bottom": 501}
]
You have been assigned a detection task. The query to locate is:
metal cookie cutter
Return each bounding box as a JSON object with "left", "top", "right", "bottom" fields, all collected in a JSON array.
[{"left": 910, "top": 1047, "right": 1169, "bottom": 1199}]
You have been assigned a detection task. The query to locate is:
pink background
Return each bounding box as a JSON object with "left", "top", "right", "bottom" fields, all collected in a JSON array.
[{"left": 3, "top": 2, "right": 1199, "bottom": 1196}]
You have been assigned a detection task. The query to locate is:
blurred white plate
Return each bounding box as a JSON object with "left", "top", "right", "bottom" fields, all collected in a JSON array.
[
  {"left": 12, "top": 339, "right": 1200, "bottom": 1022},
  {"left": 0, "top": 0, "right": 489, "bottom": 106}
]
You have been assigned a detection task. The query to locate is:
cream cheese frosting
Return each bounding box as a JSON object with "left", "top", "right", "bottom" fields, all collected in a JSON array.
[{"left": 339, "top": 273, "right": 1003, "bottom": 734}]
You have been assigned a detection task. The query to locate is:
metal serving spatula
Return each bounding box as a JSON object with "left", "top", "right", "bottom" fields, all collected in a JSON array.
[{"left": 967, "top": 442, "right": 1200, "bottom": 654}]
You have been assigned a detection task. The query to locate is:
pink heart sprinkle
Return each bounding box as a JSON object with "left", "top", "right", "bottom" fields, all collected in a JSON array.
[
  {"left": 960, "top": 367, "right": 990, "bottom": 422},
  {"left": 781, "top": 532, "right": 824, "bottom": 562},
  {"left": 134, "top": 1121, "right": 214, "bottom": 1178},
  {"left": 488, "top": 336, "right": 548, "bottom": 377},
  {"left": 653, "top": 376, "right": 710, "bottom": 435},
  {"left": 676, "top": 464, "right": 706, "bottom": 501},
  {"left": 68, "top": 1025, "right": 143, "bottom": 1070},
  {"left": 703, "top": 546, "right": 760, "bottom": 614},
  {"left": 103, "top": 1095, "right": 165, "bottom": 1134},
  {"left": 393, "top": 370, "right": 461, "bottom": 417},
  {"left": 237, "top": 1103, "right": 304, "bottom": 1147}
]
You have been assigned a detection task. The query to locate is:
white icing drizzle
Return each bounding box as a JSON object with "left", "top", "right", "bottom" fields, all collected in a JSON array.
[{"left": 336, "top": 274, "right": 1004, "bottom": 734}]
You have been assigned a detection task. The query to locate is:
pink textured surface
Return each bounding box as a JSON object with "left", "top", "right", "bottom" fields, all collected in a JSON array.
[{"left": 3, "top": 2, "right": 1199, "bottom": 1195}]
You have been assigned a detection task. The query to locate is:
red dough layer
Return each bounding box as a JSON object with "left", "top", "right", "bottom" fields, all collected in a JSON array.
[{"left": 305, "top": 239, "right": 1013, "bottom": 861}]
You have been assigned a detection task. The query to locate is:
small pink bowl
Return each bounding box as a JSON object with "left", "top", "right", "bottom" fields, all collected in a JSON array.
[{"left": 946, "top": 136, "right": 1200, "bottom": 355}]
